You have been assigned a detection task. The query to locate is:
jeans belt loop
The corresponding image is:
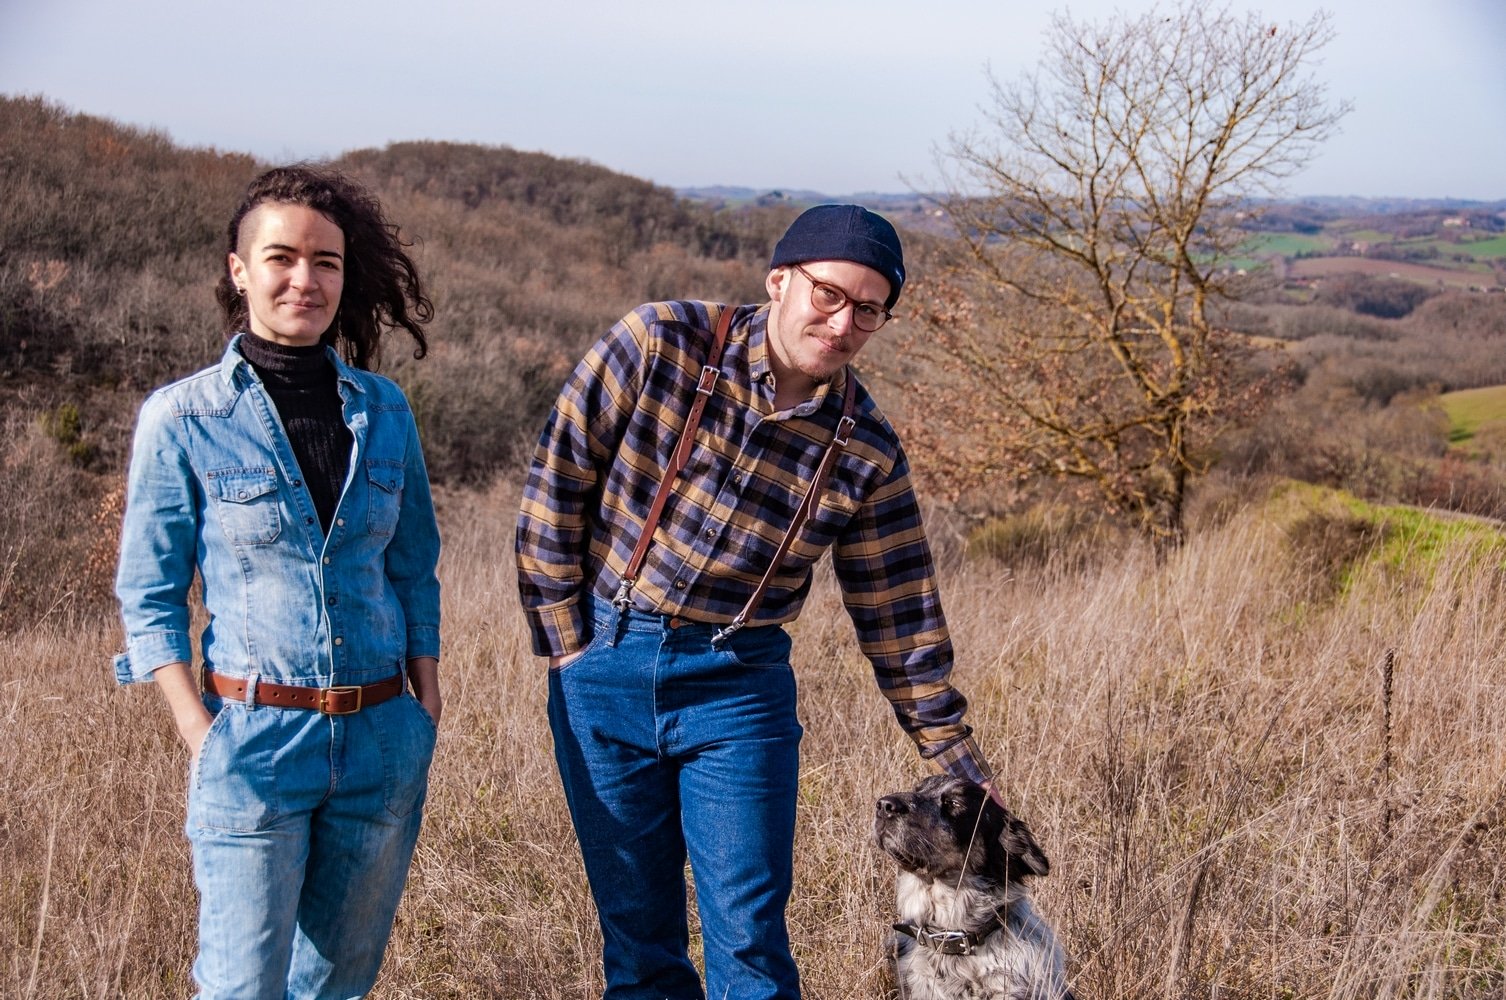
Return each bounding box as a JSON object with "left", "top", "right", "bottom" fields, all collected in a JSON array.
[{"left": 245, "top": 673, "right": 259, "bottom": 710}]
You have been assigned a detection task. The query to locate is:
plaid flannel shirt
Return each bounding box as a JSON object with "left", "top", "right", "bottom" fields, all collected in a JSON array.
[{"left": 516, "top": 300, "right": 991, "bottom": 783}]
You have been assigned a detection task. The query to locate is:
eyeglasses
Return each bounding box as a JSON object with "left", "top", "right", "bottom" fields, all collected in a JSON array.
[{"left": 792, "top": 264, "right": 892, "bottom": 333}]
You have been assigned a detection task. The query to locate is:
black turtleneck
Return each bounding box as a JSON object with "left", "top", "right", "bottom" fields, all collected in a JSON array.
[{"left": 238, "top": 332, "right": 352, "bottom": 532}]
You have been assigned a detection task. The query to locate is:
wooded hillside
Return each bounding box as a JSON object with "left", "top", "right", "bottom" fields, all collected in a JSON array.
[{"left": 3, "top": 94, "right": 1505, "bottom": 628}]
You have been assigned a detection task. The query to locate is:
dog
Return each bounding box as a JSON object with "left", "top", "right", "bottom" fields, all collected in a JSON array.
[{"left": 874, "top": 775, "right": 1074, "bottom": 1000}]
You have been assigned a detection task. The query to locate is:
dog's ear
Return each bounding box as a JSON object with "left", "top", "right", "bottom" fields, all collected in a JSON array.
[
  {"left": 984, "top": 801, "right": 1051, "bottom": 881},
  {"left": 1001, "top": 812, "right": 1051, "bottom": 877}
]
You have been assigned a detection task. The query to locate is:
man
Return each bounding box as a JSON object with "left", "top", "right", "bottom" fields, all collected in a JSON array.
[{"left": 516, "top": 204, "right": 996, "bottom": 1000}]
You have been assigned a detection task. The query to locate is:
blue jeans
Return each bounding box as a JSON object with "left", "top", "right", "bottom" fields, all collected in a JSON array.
[
  {"left": 549, "top": 604, "right": 804, "bottom": 1000},
  {"left": 187, "top": 680, "right": 437, "bottom": 1000}
]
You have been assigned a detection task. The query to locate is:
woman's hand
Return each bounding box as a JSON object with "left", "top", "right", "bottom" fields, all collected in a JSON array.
[
  {"left": 407, "top": 657, "right": 442, "bottom": 728},
  {"left": 180, "top": 716, "right": 213, "bottom": 760},
  {"left": 153, "top": 661, "right": 215, "bottom": 760},
  {"left": 549, "top": 650, "right": 585, "bottom": 670}
]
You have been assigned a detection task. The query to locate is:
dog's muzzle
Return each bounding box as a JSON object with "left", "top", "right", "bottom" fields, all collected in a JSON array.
[{"left": 894, "top": 916, "right": 1003, "bottom": 956}]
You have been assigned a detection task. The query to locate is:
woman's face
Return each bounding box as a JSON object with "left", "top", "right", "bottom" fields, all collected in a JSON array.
[{"left": 228, "top": 202, "right": 345, "bottom": 347}]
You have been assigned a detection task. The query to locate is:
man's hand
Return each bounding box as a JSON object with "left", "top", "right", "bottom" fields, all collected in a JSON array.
[
  {"left": 549, "top": 649, "right": 585, "bottom": 670},
  {"left": 981, "top": 777, "right": 1010, "bottom": 811}
]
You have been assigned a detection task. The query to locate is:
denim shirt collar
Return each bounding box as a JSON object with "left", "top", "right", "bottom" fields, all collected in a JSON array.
[{"left": 219, "top": 332, "right": 368, "bottom": 396}]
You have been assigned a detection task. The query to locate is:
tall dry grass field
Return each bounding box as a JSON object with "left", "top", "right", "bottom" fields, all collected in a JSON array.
[{"left": 3, "top": 481, "right": 1504, "bottom": 998}]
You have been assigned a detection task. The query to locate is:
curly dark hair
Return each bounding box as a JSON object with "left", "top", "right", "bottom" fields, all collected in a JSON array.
[{"left": 216, "top": 165, "right": 432, "bottom": 370}]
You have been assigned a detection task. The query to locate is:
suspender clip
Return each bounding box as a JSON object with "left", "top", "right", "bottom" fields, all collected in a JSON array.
[
  {"left": 710, "top": 616, "right": 745, "bottom": 650},
  {"left": 612, "top": 577, "right": 635, "bottom": 611}
]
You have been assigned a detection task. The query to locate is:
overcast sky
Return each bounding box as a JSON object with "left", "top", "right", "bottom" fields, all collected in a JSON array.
[{"left": 2, "top": 0, "right": 1502, "bottom": 200}]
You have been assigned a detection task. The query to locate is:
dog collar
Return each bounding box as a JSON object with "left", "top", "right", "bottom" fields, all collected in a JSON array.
[{"left": 894, "top": 916, "right": 1004, "bottom": 956}]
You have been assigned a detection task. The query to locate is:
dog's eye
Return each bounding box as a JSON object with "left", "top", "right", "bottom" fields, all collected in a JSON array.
[{"left": 943, "top": 794, "right": 972, "bottom": 814}]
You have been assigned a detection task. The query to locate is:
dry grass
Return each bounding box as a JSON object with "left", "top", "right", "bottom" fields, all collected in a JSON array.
[{"left": 4, "top": 480, "right": 1505, "bottom": 998}]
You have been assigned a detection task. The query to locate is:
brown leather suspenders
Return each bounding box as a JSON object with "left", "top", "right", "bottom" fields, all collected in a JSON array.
[
  {"left": 611, "top": 305, "right": 735, "bottom": 616},
  {"left": 609, "top": 305, "right": 860, "bottom": 648},
  {"left": 712, "top": 377, "right": 856, "bottom": 648}
]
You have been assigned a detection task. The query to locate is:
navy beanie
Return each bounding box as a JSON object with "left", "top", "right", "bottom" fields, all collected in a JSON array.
[{"left": 769, "top": 204, "right": 906, "bottom": 309}]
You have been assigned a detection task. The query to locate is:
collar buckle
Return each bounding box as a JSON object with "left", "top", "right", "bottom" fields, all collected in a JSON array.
[{"left": 894, "top": 918, "right": 1001, "bottom": 956}]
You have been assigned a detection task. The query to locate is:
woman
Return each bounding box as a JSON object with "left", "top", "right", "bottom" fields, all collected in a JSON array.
[{"left": 114, "top": 165, "right": 442, "bottom": 999}]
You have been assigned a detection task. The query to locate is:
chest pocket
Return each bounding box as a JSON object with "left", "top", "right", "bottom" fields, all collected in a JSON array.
[
  {"left": 817, "top": 489, "right": 861, "bottom": 522},
  {"left": 811, "top": 487, "right": 861, "bottom": 540},
  {"left": 786, "top": 486, "right": 862, "bottom": 562},
  {"left": 366, "top": 459, "right": 405, "bottom": 537},
  {"left": 206, "top": 467, "right": 281, "bottom": 545}
]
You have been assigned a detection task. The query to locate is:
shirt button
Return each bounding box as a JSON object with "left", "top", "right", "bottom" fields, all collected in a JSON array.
[
  {"left": 323, "top": 556, "right": 331, "bottom": 565},
  {"left": 673, "top": 579, "right": 687, "bottom": 591},
  {"left": 333, "top": 637, "right": 343, "bottom": 646},
  {"left": 703, "top": 528, "right": 716, "bottom": 540},
  {"left": 336, "top": 518, "right": 345, "bottom": 527},
  {"left": 293, "top": 479, "right": 302, "bottom": 487},
  {"left": 305, "top": 516, "right": 315, "bottom": 525},
  {"left": 328, "top": 596, "right": 337, "bottom": 606}
]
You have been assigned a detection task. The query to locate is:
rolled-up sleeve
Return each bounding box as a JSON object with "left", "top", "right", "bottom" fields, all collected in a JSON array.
[
  {"left": 515, "top": 311, "right": 644, "bottom": 657},
  {"left": 113, "top": 391, "right": 198, "bottom": 684},
  {"left": 384, "top": 407, "right": 442, "bottom": 662},
  {"left": 833, "top": 445, "right": 994, "bottom": 785}
]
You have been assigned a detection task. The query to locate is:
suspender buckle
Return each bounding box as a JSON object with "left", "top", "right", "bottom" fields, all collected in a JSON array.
[
  {"left": 695, "top": 365, "right": 722, "bottom": 396},
  {"left": 834, "top": 414, "right": 856, "bottom": 446}
]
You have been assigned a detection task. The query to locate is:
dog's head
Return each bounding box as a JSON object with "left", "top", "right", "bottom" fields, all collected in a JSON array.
[{"left": 874, "top": 775, "right": 1049, "bottom": 887}]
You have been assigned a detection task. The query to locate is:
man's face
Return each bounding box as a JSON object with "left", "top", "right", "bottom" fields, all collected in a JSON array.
[{"left": 765, "top": 259, "right": 891, "bottom": 401}]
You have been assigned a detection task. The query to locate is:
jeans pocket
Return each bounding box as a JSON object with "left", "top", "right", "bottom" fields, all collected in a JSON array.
[
  {"left": 720, "top": 625, "right": 794, "bottom": 671},
  {"left": 551, "top": 617, "right": 617, "bottom": 673},
  {"left": 190, "top": 696, "right": 227, "bottom": 785},
  {"left": 189, "top": 703, "right": 283, "bottom": 832},
  {"left": 377, "top": 695, "right": 437, "bottom": 819}
]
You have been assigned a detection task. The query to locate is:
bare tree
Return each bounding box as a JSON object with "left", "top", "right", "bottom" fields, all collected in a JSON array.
[{"left": 911, "top": 4, "right": 1348, "bottom": 544}]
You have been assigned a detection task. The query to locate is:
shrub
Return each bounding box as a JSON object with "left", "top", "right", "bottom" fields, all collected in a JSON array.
[
  {"left": 1283, "top": 506, "right": 1387, "bottom": 603},
  {"left": 0, "top": 412, "right": 116, "bottom": 628},
  {"left": 965, "top": 503, "right": 1122, "bottom": 570},
  {"left": 1313, "top": 273, "right": 1439, "bottom": 319},
  {"left": 1409, "top": 455, "right": 1506, "bottom": 521},
  {"left": 39, "top": 401, "right": 101, "bottom": 467}
]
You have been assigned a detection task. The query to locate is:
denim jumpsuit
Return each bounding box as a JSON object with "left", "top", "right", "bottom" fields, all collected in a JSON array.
[{"left": 114, "top": 336, "right": 441, "bottom": 999}]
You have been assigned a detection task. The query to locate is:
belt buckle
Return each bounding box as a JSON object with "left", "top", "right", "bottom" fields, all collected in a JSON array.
[{"left": 319, "top": 685, "right": 364, "bottom": 715}]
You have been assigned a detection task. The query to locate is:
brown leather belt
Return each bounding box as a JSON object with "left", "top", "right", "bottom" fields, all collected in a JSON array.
[{"left": 203, "top": 670, "right": 404, "bottom": 715}]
